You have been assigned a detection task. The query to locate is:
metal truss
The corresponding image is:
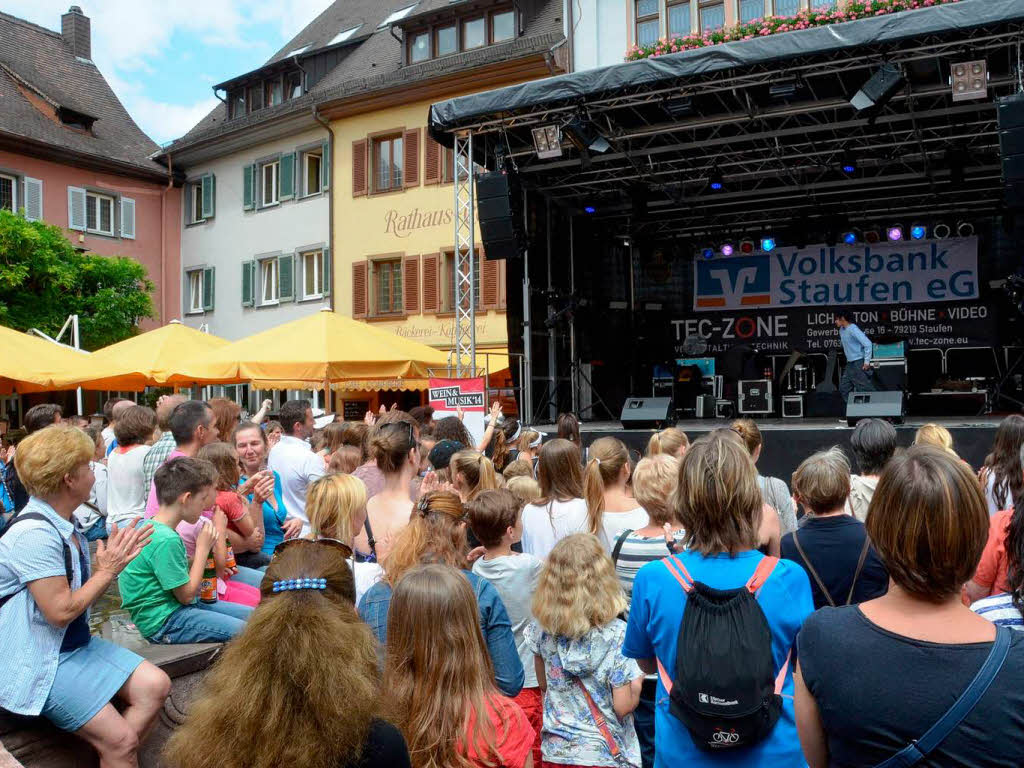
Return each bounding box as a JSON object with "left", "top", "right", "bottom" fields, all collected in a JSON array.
[{"left": 451, "top": 131, "right": 476, "bottom": 378}]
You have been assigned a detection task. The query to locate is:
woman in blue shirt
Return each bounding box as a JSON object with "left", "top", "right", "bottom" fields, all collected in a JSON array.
[
  {"left": 0, "top": 424, "right": 170, "bottom": 766},
  {"left": 358, "top": 490, "right": 524, "bottom": 698},
  {"left": 234, "top": 421, "right": 298, "bottom": 557},
  {"left": 623, "top": 430, "right": 813, "bottom": 768}
]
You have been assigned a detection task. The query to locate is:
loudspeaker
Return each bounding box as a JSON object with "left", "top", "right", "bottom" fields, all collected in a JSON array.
[
  {"left": 620, "top": 397, "right": 673, "bottom": 429},
  {"left": 850, "top": 63, "right": 904, "bottom": 113},
  {"left": 807, "top": 391, "right": 844, "bottom": 418},
  {"left": 998, "top": 93, "right": 1024, "bottom": 209},
  {"left": 846, "top": 391, "right": 904, "bottom": 427},
  {"left": 695, "top": 395, "right": 716, "bottom": 419},
  {"left": 476, "top": 171, "right": 524, "bottom": 260}
]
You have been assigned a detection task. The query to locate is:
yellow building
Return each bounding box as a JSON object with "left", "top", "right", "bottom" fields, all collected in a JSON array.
[{"left": 318, "top": 0, "right": 567, "bottom": 411}]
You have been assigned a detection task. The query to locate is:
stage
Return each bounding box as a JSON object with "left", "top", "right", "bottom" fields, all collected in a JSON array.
[{"left": 536, "top": 416, "right": 1003, "bottom": 481}]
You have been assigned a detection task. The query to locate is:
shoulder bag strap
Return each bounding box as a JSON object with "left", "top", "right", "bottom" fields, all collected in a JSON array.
[
  {"left": 572, "top": 676, "right": 623, "bottom": 762},
  {"left": 610, "top": 528, "right": 633, "bottom": 567},
  {"left": 873, "top": 627, "right": 1011, "bottom": 768},
  {"left": 845, "top": 536, "right": 873, "bottom": 606},
  {"left": 792, "top": 531, "right": 836, "bottom": 607},
  {"left": 0, "top": 513, "right": 73, "bottom": 611},
  {"left": 363, "top": 516, "right": 377, "bottom": 559}
]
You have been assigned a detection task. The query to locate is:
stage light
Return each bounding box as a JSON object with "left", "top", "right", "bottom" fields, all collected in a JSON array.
[
  {"left": 864, "top": 228, "right": 881, "bottom": 244},
  {"left": 531, "top": 125, "right": 562, "bottom": 159},
  {"left": 842, "top": 230, "right": 858, "bottom": 244},
  {"left": 769, "top": 77, "right": 800, "bottom": 100},
  {"left": 933, "top": 222, "right": 952, "bottom": 239},
  {"left": 887, "top": 225, "right": 903, "bottom": 242},
  {"left": 721, "top": 243, "right": 734, "bottom": 256},
  {"left": 839, "top": 150, "right": 857, "bottom": 174},
  {"left": 701, "top": 247, "right": 715, "bottom": 259},
  {"left": 740, "top": 240, "right": 755, "bottom": 254},
  {"left": 663, "top": 96, "right": 694, "bottom": 117},
  {"left": 957, "top": 221, "right": 975, "bottom": 237},
  {"left": 584, "top": 206, "right": 596, "bottom": 214},
  {"left": 761, "top": 237, "right": 776, "bottom": 252},
  {"left": 709, "top": 167, "right": 724, "bottom": 191},
  {"left": 910, "top": 223, "right": 927, "bottom": 240},
  {"left": 565, "top": 116, "right": 611, "bottom": 154},
  {"left": 951, "top": 60, "right": 988, "bottom": 103},
  {"left": 850, "top": 62, "right": 905, "bottom": 114}
]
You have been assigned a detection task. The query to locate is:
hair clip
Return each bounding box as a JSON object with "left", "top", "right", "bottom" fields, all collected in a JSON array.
[
  {"left": 417, "top": 497, "right": 431, "bottom": 515},
  {"left": 272, "top": 578, "right": 327, "bottom": 593}
]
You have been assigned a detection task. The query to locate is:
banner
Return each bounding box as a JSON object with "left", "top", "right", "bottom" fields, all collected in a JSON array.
[
  {"left": 429, "top": 377, "right": 486, "bottom": 447},
  {"left": 694, "top": 238, "right": 979, "bottom": 312}
]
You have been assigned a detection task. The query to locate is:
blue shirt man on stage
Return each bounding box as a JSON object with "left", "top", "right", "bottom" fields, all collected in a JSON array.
[{"left": 835, "top": 310, "right": 876, "bottom": 403}]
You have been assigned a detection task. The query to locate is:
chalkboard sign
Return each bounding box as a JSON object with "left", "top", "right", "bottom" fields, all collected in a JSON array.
[{"left": 342, "top": 400, "right": 370, "bottom": 422}]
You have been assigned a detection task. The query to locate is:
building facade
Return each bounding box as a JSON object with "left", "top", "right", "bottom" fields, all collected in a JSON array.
[{"left": 0, "top": 6, "right": 180, "bottom": 328}]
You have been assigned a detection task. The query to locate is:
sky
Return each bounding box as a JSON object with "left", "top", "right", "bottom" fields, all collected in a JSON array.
[{"left": 2, "top": 0, "right": 334, "bottom": 144}]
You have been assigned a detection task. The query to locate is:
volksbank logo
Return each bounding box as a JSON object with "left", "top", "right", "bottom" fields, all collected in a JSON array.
[{"left": 695, "top": 256, "right": 772, "bottom": 310}]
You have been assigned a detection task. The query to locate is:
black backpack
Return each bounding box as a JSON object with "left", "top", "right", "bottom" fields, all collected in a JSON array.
[
  {"left": 657, "top": 554, "right": 787, "bottom": 752},
  {"left": 0, "top": 512, "right": 73, "bottom": 611}
]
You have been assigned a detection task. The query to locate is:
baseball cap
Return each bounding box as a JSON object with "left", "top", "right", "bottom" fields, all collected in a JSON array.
[{"left": 429, "top": 440, "right": 464, "bottom": 471}]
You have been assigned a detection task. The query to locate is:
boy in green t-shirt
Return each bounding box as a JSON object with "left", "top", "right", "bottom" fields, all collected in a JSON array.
[{"left": 119, "top": 457, "right": 252, "bottom": 643}]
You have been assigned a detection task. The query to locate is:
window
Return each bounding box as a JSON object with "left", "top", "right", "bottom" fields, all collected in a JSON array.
[
  {"left": 374, "top": 259, "right": 403, "bottom": 314},
  {"left": 635, "top": 0, "right": 659, "bottom": 46},
  {"left": 410, "top": 31, "right": 430, "bottom": 62},
  {"left": 699, "top": 0, "right": 725, "bottom": 30},
  {"left": 230, "top": 90, "right": 245, "bottom": 119},
  {"left": 739, "top": 0, "right": 762, "bottom": 21},
  {"left": 248, "top": 83, "right": 264, "bottom": 112},
  {"left": 265, "top": 77, "right": 283, "bottom": 107},
  {"left": 85, "top": 192, "right": 114, "bottom": 235},
  {"left": 668, "top": 1, "right": 691, "bottom": 36},
  {"left": 286, "top": 44, "right": 310, "bottom": 57},
  {"left": 260, "top": 258, "right": 279, "bottom": 305},
  {"left": 441, "top": 146, "right": 455, "bottom": 184},
  {"left": 261, "top": 160, "right": 280, "bottom": 206},
  {"left": 436, "top": 24, "right": 457, "bottom": 56},
  {"left": 772, "top": 0, "right": 801, "bottom": 14},
  {"left": 463, "top": 17, "right": 485, "bottom": 49},
  {"left": 379, "top": 4, "right": 417, "bottom": 28},
  {"left": 303, "top": 150, "right": 323, "bottom": 196},
  {"left": 491, "top": 9, "right": 514, "bottom": 42},
  {"left": 188, "top": 271, "right": 204, "bottom": 314},
  {"left": 0, "top": 174, "right": 14, "bottom": 212},
  {"left": 191, "top": 183, "right": 203, "bottom": 223},
  {"left": 329, "top": 25, "right": 362, "bottom": 45},
  {"left": 286, "top": 72, "right": 302, "bottom": 100},
  {"left": 302, "top": 250, "right": 323, "bottom": 298},
  {"left": 373, "top": 135, "right": 403, "bottom": 193},
  {"left": 811, "top": 0, "right": 836, "bottom": 7}
]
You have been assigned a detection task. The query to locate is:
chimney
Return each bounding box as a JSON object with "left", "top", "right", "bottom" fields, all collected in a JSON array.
[{"left": 61, "top": 6, "right": 91, "bottom": 60}]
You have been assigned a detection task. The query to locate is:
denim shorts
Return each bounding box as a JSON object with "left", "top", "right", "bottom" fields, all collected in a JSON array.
[{"left": 41, "top": 637, "right": 144, "bottom": 731}]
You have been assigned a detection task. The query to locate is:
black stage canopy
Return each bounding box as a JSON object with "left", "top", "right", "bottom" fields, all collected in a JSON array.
[{"left": 428, "top": 0, "right": 1024, "bottom": 238}]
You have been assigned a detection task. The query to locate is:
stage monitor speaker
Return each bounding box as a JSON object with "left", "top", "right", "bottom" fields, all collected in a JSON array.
[
  {"left": 620, "top": 397, "right": 673, "bottom": 429},
  {"left": 695, "top": 395, "right": 716, "bottom": 419},
  {"left": 807, "top": 391, "right": 844, "bottom": 418},
  {"left": 998, "top": 93, "right": 1024, "bottom": 209},
  {"left": 476, "top": 171, "right": 524, "bottom": 259},
  {"left": 846, "top": 391, "right": 904, "bottom": 427}
]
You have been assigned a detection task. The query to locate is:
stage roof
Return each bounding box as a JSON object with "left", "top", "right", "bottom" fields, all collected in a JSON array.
[{"left": 428, "top": 0, "right": 1024, "bottom": 241}]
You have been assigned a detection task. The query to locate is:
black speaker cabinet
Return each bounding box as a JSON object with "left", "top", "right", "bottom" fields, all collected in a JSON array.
[
  {"left": 620, "top": 397, "right": 673, "bottom": 429},
  {"left": 999, "top": 93, "right": 1024, "bottom": 208},
  {"left": 807, "top": 391, "right": 844, "bottom": 418},
  {"left": 846, "top": 391, "right": 905, "bottom": 427},
  {"left": 476, "top": 170, "right": 523, "bottom": 259}
]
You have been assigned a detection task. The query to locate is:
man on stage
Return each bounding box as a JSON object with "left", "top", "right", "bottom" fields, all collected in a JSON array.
[{"left": 835, "top": 310, "right": 876, "bottom": 403}]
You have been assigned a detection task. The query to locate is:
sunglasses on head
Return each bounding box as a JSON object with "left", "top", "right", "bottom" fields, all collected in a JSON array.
[
  {"left": 381, "top": 419, "right": 419, "bottom": 450},
  {"left": 272, "top": 536, "right": 353, "bottom": 560}
]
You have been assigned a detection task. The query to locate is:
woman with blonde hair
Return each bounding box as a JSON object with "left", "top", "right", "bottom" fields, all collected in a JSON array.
[
  {"left": 914, "top": 423, "right": 957, "bottom": 456},
  {"left": 521, "top": 439, "right": 590, "bottom": 559},
  {"left": 386, "top": 563, "right": 535, "bottom": 768},
  {"left": 358, "top": 491, "right": 524, "bottom": 698},
  {"left": 165, "top": 541, "right": 410, "bottom": 768},
  {"left": 450, "top": 450, "right": 500, "bottom": 502},
  {"left": 516, "top": 430, "right": 543, "bottom": 465},
  {"left": 584, "top": 437, "right": 648, "bottom": 548},
  {"left": 645, "top": 428, "right": 688, "bottom": 458},
  {"left": 306, "top": 473, "right": 381, "bottom": 603},
  {"left": 527, "top": 533, "right": 643, "bottom": 768},
  {"left": 623, "top": 433, "right": 813, "bottom": 767}
]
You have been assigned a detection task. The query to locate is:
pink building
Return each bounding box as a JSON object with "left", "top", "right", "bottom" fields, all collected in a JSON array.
[{"left": 0, "top": 6, "right": 180, "bottom": 327}]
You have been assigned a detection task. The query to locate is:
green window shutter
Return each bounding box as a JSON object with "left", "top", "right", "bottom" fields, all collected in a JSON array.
[
  {"left": 278, "top": 253, "right": 294, "bottom": 302},
  {"left": 202, "top": 174, "right": 215, "bottom": 219},
  {"left": 279, "top": 153, "right": 296, "bottom": 200},
  {"left": 243, "top": 164, "right": 254, "bottom": 210},
  {"left": 322, "top": 247, "right": 331, "bottom": 297},
  {"left": 241, "top": 260, "right": 254, "bottom": 307},
  {"left": 322, "top": 141, "right": 330, "bottom": 190},
  {"left": 203, "top": 267, "right": 216, "bottom": 311}
]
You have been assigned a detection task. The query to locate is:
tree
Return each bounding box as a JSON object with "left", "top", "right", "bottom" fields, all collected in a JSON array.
[{"left": 0, "top": 210, "right": 154, "bottom": 350}]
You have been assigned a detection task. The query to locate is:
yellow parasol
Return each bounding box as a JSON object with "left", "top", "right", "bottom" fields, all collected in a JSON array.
[{"left": 0, "top": 324, "right": 94, "bottom": 394}]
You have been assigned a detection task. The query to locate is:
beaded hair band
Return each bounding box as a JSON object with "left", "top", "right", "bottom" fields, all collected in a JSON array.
[{"left": 272, "top": 578, "right": 327, "bottom": 593}]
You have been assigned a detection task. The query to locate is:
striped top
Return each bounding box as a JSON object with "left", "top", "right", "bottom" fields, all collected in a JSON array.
[
  {"left": 971, "top": 593, "right": 1024, "bottom": 631},
  {"left": 613, "top": 528, "right": 685, "bottom": 605}
]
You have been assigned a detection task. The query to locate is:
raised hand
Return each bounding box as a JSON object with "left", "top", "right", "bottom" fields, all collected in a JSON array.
[
  {"left": 281, "top": 517, "right": 304, "bottom": 540},
  {"left": 95, "top": 518, "right": 154, "bottom": 575}
]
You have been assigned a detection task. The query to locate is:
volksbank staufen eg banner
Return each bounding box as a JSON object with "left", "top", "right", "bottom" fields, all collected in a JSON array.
[{"left": 693, "top": 238, "right": 979, "bottom": 311}]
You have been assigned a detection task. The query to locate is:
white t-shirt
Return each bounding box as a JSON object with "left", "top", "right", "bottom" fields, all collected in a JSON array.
[
  {"left": 351, "top": 560, "right": 383, "bottom": 605},
  {"left": 106, "top": 444, "right": 152, "bottom": 528},
  {"left": 473, "top": 552, "right": 544, "bottom": 688},
  {"left": 521, "top": 497, "right": 593, "bottom": 559},
  {"left": 267, "top": 434, "right": 326, "bottom": 535},
  {"left": 600, "top": 506, "right": 650, "bottom": 552}
]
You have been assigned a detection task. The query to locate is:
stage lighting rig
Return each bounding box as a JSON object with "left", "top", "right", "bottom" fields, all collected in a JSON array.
[
  {"left": 708, "top": 167, "right": 724, "bottom": 191},
  {"left": 721, "top": 243, "right": 735, "bottom": 256},
  {"left": 740, "top": 240, "right": 755, "bottom": 254},
  {"left": 839, "top": 150, "right": 857, "bottom": 174},
  {"left": 841, "top": 230, "right": 859, "bottom": 245},
  {"left": 850, "top": 63, "right": 904, "bottom": 115},
  {"left": 950, "top": 60, "right": 988, "bottom": 102},
  {"left": 760, "top": 237, "right": 776, "bottom": 252},
  {"left": 958, "top": 221, "right": 975, "bottom": 237},
  {"left": 933, "top": 222, "right": 952, "bottom": 239},
  {"left": 531, "top": 125, "right": 562, "bottom": 159},
  {"left": 564, "top": 115, "right": 611, "bottom": 154},
  {"left": 584, "top": 205, "right": 596, "bottom": 214},
  {"left": 700, "top": 246, "right": 715, "bottom": 260},
  {"left": 910, "top": 223, "right": 927, "bottom": 240},
  {"left": 863, "top": 227, "right": 881, "bottom": 244},
  {"left": 886, "top": 225, "right": 903, "bottom": 242}
]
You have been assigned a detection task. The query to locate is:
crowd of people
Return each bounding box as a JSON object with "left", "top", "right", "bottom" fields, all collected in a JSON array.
[{"left": 2, "top": 397, "right": 1024, "bottom": 768}]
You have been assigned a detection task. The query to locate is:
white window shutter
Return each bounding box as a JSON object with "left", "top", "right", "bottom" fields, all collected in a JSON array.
[
  {"left": 120, "top": 197, "right": 136, "bottom": 239},
  {"left": 24, "top": 178, "right": 43, "bottom": 221},
  {"left": 67, "top": 186, "right": 86, "bottom": 231}
]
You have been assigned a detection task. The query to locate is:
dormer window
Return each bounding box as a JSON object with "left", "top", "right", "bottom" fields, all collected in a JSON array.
[
  {"left": 379, "top": 4, "right": 417, "bottom": 29},
  {"left": 491, "top": 10, "right": 514, "bottom": 42},
  {"left": 406, "top": 6, "right": 516, "bottom": 64},
  {"left": 410, "top": 31, "right": 430, "bottom": 62},
  {"left": 230, "top": 90, "right": 245, "bottom": 119},
  {"left": 329, "top": 25, "right": 361, "bottom": 45},
  {"left": 57, "top": 106, "right": 95, "bottom": 132},
  {"left": 436, "top": 24, "right": 457, "bottom": 56},
  {"left": 287, "top": 71, "right": 302, "bottom": 99},
  {"left": 265, "top": 77, "right": 283, "bottom": 107},
  {"left": 286, "top": 44, "right": 310, "bottom": 57}
]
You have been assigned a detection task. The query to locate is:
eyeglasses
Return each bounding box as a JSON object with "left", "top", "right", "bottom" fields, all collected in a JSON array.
[{"left": 272, "top": 536, "right": 353, "bottom": 560}]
